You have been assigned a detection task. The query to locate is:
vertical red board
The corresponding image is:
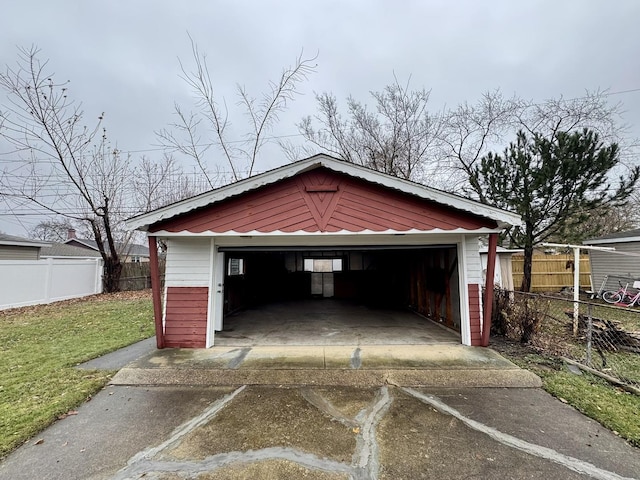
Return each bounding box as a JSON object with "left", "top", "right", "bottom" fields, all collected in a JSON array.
[{"left": 164, "top": 286, "right": 209, "bottom": 348}]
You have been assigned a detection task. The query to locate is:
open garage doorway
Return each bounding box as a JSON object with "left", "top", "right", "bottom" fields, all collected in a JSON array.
[{"left": 217, "top": 246, "right": 461, "bottom": 346}]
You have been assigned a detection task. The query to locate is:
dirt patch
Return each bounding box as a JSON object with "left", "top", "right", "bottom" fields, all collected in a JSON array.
[
  {"left": 164, "top": 387, "right": 357, "bottom": 463},
  {"left": 489, "top": 336, "right": 565, "bottom": 371}
]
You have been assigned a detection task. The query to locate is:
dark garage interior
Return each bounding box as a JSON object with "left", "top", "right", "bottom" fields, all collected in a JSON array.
[{"left": 220, "top": 246, "right": 462, "bottom": 334}]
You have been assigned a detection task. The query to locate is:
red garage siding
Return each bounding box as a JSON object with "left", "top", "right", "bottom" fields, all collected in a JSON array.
[
  {"left": 164, "top": 287, "right": 208, "bottom": 348},
  {"left": 151, "top": 168, "right": 497, "bottom": 234},
  {"left": 468, "top": 284, "right": 482, "bottom": 346}
]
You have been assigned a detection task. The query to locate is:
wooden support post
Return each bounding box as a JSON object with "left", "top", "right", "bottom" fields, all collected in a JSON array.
[
  {"left": 148, "top": 235, "right": 165, "bottom": 349},
  {"left": 482, "top": 233, "right": 498, "bottom": 347}
]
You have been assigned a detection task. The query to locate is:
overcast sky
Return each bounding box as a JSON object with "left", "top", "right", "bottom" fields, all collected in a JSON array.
[{"left": 1, "top": 0, "right": 640, "bottom": 235}]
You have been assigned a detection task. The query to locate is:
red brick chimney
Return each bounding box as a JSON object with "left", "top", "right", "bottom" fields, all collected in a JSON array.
[{"left": 67, "top": 228, "right": 77, "bottom": 240}]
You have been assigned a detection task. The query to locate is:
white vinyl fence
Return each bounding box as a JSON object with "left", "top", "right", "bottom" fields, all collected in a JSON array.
[{"left": 0, "top": 258, "right": 103, "bottom": 310}]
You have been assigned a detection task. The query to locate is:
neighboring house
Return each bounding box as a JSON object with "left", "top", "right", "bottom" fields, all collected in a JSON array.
[
  {"left": 0, "top": 233, "right": 50, "bottom": 260},
  {"left": 40, "top": 242, "right": 103, "bottom": 259},
  {"left": 127, "top": 154, "right": 520, "bottom": 349},
  {"left": 64, "top": 230, "right": 150, "bottom": 263},
  {"left": 584, "top": 228, "right": 640, "bottom": 293}
]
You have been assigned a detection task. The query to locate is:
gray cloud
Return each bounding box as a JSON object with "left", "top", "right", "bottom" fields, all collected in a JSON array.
[{"left": 1, "top": 0, "right": 639, "bottom": 234}]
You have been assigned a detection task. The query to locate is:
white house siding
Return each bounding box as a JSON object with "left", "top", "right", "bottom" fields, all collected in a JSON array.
[
  {"left": 0, "top": 245, "right": 40, "bottom": 260},
  {"left": 164, "top": 238, "right": 212, "bottom": 287},
  {"left": 589, "top": 242, "right": 640, "bottom": 292}
]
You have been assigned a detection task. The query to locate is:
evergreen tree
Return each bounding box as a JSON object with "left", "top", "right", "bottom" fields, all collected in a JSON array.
[{"left": 471, "top": 129, "right": 639, "bottom": 292}]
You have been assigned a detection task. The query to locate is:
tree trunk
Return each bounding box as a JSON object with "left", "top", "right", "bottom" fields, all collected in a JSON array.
[
  {"left": 103, "top": 256, "right": 123, "bottom": 293},
  {"left": 521, "top": 242, "right": 533, "bottom": 292}
]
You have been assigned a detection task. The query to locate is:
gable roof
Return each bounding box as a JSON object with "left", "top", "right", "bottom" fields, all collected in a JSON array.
[
  {"left": 64, "top": 238, "right": 150, "bottom": 256},
  {"left": 41, "top": 242, "right": 103, "bottom": 258},
  {"left": 0, "top": 233, "right": 50, "bottom": 248},
  {"left": 584, "top": 228, "right": 640, "bottom": 245},
  {"left": 126, "top": 154, "right": 522, "bottom": 232}
]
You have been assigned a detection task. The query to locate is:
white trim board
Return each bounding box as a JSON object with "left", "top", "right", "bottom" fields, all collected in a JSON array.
[{"left": 148, "top": 227, "right": 504, "bottom": 237}]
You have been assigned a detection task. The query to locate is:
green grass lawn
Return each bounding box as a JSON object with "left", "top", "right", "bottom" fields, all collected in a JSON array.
[{"left": 0, "top": 292, "right": 154, "bottom": 457}]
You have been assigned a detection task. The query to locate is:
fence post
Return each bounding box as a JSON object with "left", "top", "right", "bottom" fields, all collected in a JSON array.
[{"left": 586, "top": 303, "right": 593, "bottom": 366}]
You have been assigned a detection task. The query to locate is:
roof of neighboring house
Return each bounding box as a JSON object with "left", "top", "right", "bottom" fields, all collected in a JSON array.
[
  {"left": 65, "top": 238, "right": 149, "bottom": 257},
  {"left": 41, "top": 242, "right": 103, "bottom": 258},
  {"left": 584, "top": 228, "right": 640, "bottom": 245},
  {"left": 126, "top": 154, "right": 522, "bottom": 232},
  {"left": 0, "top": 233, "right": 50, "bottom": 248}
]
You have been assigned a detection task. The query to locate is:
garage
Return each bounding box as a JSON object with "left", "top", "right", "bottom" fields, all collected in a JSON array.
[
  {"left": 125, "top": 154, "right": 520, "bottom": 349},
  {"left": 216, "top": 246, "right": 461, "bottom": 346}
]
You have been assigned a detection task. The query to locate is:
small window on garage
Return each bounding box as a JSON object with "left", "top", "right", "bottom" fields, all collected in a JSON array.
[
  {"left": 304, "top": 258, "right": 343, "bottom": 272},
  {"left": 228, "top": 258, "right": 245, "bottom": 276}
]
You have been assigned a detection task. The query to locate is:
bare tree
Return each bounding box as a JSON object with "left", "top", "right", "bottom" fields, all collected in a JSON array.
[
  {"left": 296, "top": 81, "right": 633, "bottom": 197},
  {"left": 30, "top": 219, "right": 75, "bottom": 242},
  {"left": 293, "top": 77, "right": 444, "bottom": 183},
  {"left": 440, "top": 89, "right": 632, "bottom": 199},
  {"left": 132, "top": 153, "right": 212, "bottom": 212},
  {"left": 0, "top": 46, "right": 132, "bottom": 292},
  {"left": 157, "top": 35, "right": 317, "bottom": 184},
  {"left": 438, "top": 90, "right": 521, "bottom": 197}
]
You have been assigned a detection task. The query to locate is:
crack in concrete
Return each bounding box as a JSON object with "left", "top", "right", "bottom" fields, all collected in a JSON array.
[
  {"left": 116, "top": 447, "right": 355, "bottom": 479},
  {"left": 352, "top": 386, "right": 392, "bottom": 480},
  {"left": 226, "top": 347, "right": 251, "bottom": 369},
  {"left": 350, "top": 347, "right": 362, "bottom": 369},
  {"left": 403, "top": 388, "right": 635, "bottom": 480},
  {"left": 300, "top": 387, "right": 359, "bottom": 428},
  {"left": 113, "top": 386, "right": 394, "bottom": 480},
  {"left": 113, "top": 386, "right": 246, "bottom": 479}
]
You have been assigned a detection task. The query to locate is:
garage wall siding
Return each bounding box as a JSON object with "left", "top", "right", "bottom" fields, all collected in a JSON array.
[
  {"left": 162, "top": 238, "right": 211, "bottom": 347},
  {"left": 464, "top": 236, "right": 482, "bottom": 285},
  {"left": 164, "top": 286, "right": 208, "bottom": 348},
  {"left": 463, "top": 236, "right": 484, "bottom": 346},
  {"left": 467, "top": 284, "right": 482, "bottom": 345},
  {"left": 165, "top": 238, "right": 211, "bottom": 286}
]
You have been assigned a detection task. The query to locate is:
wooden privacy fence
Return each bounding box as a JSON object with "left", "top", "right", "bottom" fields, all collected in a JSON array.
[
  {"left": 512, "top": 254, "right": 591, "bottom": 292},
  {"left": 117, "top": 261, "right": 165, "bottom": 291}
]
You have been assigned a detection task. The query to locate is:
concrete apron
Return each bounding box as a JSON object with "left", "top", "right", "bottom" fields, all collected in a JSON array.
[{"left": 110, "top": 344, "right": 541, "bottom": 388}]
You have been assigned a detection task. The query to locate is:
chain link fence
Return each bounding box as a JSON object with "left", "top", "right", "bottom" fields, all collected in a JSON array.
[{"left": 491, "top": 288, "right": 640, "bottom": 391}]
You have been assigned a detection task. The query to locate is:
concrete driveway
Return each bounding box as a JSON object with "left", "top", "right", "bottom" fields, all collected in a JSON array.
[{"left": 1, "top": 342, "right": 639, "bottom": 479}]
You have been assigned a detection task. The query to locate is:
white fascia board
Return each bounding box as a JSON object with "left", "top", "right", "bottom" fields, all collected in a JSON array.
[
  {"left": 127, "top": 154, "right": 521, "bottom": 231},
  {"left": 584, "top": 236, "right": 640, "bottom": 245},
  {"left": 148, "top": 227, "right": 505, "bottom": 237}
]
